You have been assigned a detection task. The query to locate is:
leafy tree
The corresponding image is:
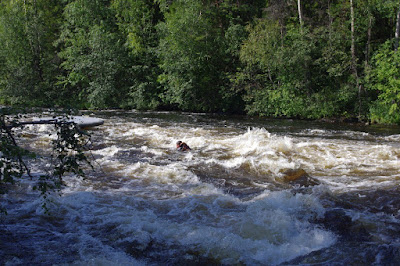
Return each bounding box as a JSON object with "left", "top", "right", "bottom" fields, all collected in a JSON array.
[
  {"left": 157, "top": 0, "right": 227, "bottom": 112},
  {"left": 237, "top": 14, "right": 359, "bottom": 119},
  {"left": 363, "top": 1, "right": 400, "bottom": 124},
  {"left": 111, "top": 0, "right": 163, "bottom": 110},
  {"left": 366, "top": 41, "right": 400, "bottom": 124},
  {"left": 217, "top": 0, "right": 265, "bottom": 113},
  {"left": 396, "top": 2, "right": 400, "bottom": 50},
  {"left": 0, "top": 0, "right": 399, "bottom": 123},
  {"left": 235, "top": 0, "right": 400, "bottom": 120},
  {"left": 58, "top": 0, "right": 130, "bottom": 108},
  {"left": 158, "top": 0, "right": 263, "bottom": 112},
  {"left": 0, "top": 0, "right": 64, "bottom": 106}
]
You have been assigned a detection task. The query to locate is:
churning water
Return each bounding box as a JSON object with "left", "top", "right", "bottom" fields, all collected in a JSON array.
[{"left": 2, "top": 111, "right": 400, "bottom": 265}]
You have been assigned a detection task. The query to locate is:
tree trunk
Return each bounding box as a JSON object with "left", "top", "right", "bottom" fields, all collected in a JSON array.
[
  {"left": 328, "top": 0, "right": 332, "bottom": 43},
  {"left": 395, "top": 3, "right": 400, "bottom": 51},
  {"left": 297, "top": 0, "right": 303, "bottom": 27},
  {"left": 23, "top": 0, "right": 44, "bottom": 82},
  {"left": 365, "top": 16, "right": 372, "bottom": 67},
  {"left": 350, "top": 0, "right": 362, "bottom": 118},
  {"left": 350, "top": 0, "right": 357, "bottom": 78}
]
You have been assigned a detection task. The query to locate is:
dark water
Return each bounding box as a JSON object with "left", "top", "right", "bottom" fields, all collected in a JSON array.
[{"left": 2, "top": 110, "right": 400, "bottom": 265}]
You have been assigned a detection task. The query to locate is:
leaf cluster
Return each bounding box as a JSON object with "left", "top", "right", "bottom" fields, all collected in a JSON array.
[
  {"left": 0, "top": 0, "right": 400, "bottom": 123},
  {"left": 0, "top": 109, "right": 92, "bottom": 211}
]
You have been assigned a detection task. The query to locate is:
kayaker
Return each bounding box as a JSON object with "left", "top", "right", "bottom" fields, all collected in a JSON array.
[{"left": 176, "top": 141, "right": 191, "bottom": 151}]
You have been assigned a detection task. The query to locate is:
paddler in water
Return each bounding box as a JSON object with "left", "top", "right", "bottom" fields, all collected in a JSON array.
[{"left": 176, "top": 140, "right": 191, "bottom": 151}]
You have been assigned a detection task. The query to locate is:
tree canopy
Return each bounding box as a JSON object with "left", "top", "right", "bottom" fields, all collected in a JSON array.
[{"left": 1, "top": 0, "right": 400, "bottom": 123}]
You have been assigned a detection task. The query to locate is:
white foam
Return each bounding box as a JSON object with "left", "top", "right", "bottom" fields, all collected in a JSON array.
[
  {"left": 42, "top": 190, "right": 334, "bottom": 265},
  {"left": 92, "top": 145, "right": 120, "bottom": 157},
  {"left": 383, "top": 134, "right": 400, "bottom": 142},
  {"left": 92, "top": 124, "right": 400, "bottom": 191},
  {"left": 6, "top": 113, "right": 400, "bottom": 264},
  {"left": 122, "top": 162, "right": 200, "bottom": 185}
]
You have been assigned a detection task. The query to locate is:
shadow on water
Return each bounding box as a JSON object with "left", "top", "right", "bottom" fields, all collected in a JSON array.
[
  {"left": 186, "top": 162, "right": 400, "bottom": 265},
  {"left": 285, "top": 186, "right": 400, "bottom": 265},
  {"left": 2, "top": 173, "right": 400, "bottom": 265},
  {"left": 189, "top": 162, "right": 277, "bottom": 199}
]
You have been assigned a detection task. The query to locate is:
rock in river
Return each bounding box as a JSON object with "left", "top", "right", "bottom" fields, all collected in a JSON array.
[{"left": 280, "top": 168, "right": 320, "bottom": 187}]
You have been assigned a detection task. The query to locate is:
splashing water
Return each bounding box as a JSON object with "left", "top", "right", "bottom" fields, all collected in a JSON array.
[{"left": 2, "top": 111, "right": 400, "bottom": 265}]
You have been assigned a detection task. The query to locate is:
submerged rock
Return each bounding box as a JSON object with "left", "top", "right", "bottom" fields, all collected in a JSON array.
[
  {"left": 317, "top": 209, "right": 370, "bottom": 241},
  {"left": 280, "top": 168, "right": 320, "bottom": 187}
]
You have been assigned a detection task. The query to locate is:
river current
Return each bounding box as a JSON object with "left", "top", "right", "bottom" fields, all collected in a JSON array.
[{"left": 2, "top": 110, "right": 400, "bottom": 265}]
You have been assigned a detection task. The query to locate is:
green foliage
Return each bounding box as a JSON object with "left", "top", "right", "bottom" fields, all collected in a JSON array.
[
  {"left": 52, "top": 121, "right": 91, "bottom": 180},
  {"left": 34, "top": 120, "right": 92, "bottom": 200},
  {"left": 157, "top": 0, "right": 262, "bottom": 112},
  {"left": 58, "top": 0, "right": 130, "bottom": 108},
  {"left": 0, "top": 0, "right": 64, "bottom": 106},
  {"left": 366, "top": 41, "right": 400, "bottom": 124},
  {"left": 237, "top": 19, "right": 358, "bottom": 119},
  {"left": 157, "top": 0, "right": 224, "bottom": 112},
  {"left": 0, "top": 109, "right": 92, "bottom": 211},
  {"left": 1, "top": 114, "right": 30, "bottom": 185},
  {"left": 111, "top": 0, "right": 163, "bottom": 110},
  {"left": 0, "top": 0, "right": 399, "bottom": 122}
]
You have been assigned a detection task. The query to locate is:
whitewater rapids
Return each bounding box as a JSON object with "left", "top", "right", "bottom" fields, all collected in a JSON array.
[{"left": 2, "top": 111, "right": 400, "bottom": 265}]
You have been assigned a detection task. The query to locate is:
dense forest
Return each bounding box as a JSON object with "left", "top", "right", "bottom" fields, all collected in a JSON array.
[{"left": 1, "top": 0, "right": 400, "bottom": 124}]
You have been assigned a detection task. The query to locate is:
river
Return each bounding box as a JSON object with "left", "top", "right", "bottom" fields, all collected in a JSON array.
[{"left": 2, "top": 110, "right": 400, "bottom": 265}]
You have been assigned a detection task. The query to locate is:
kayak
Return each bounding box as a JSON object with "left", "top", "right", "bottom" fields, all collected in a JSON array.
[{"left": 32, "top": 116, "right": 104, "bottom": 128}]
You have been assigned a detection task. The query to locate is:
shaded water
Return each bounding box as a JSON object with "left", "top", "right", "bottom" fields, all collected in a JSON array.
[{"left": 2, "top": 110, "right": 400, "bottom": 265}]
